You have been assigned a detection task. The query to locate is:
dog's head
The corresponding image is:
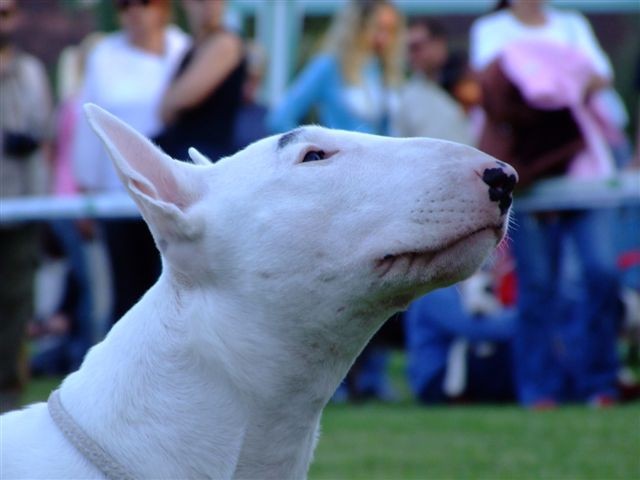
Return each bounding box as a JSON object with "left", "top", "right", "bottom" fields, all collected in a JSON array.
[{"left": 86, "top": 104, "right": 515, "bottom": 348}]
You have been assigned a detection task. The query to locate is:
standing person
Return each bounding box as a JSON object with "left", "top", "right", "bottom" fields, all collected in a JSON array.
[
  {"left": 155, "top": 0, "right": 245, "bottom": 162},
  {"left": 269, "top": 0, "right": 404, "bottom": 402},
  {"left": 393, "top": 17, "right": 472, "bottom": 144},
  {"left": 268, "top": 0, "right": 404, "bottom": 135},
  {"left": 0, "top": 0, "right": 52, "bottom": 412},
  {"left": 471, "top": 0, "right": 621, "bottom": 408},
  {"left": 73, "top": 0, "right": 189, "bottom": 327}
]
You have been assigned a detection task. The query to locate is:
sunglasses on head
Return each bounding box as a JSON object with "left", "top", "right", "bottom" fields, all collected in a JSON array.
[{"left": 115, "top": 0, "right": 155, "bottom": 11}]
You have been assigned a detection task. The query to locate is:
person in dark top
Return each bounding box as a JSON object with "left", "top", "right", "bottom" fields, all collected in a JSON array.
[{"left": 156, "top": 0, "right": 245, "bottom": 162}]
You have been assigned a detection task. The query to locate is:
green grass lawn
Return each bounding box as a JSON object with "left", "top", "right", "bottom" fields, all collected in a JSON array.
[
  {"left": 22, "top": 373, "right": 640, "bottom": 480},
  {"left": 312, "top": 402, "right": 640, "bottom": 480}
]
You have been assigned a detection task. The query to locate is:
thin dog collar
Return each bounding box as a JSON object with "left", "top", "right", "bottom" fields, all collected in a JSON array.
[{"left": 48, "top": 390, "right": 135, "bottom": 480}]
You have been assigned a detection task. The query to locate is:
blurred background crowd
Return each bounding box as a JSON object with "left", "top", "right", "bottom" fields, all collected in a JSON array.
[{"left": 1, "top": 0, "right": 639, "bottom": 413}]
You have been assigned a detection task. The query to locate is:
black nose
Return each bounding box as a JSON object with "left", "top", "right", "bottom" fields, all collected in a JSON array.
[{"left": 482, "top": 167, "right": 516, "bottom": 215}]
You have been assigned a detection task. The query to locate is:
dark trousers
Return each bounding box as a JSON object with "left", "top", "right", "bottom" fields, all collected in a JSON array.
[
  {"left": 0, "top": 224, "right": 40, "bottom": 411},
  {"left": 102, "top": 218, "right": 160, "bottom": 326},
  {"left": 419, "top": 342, "right": 515, "bottom": 404},
  {"left": 511, "top": 210, "right": 620, "bottom": 405}
]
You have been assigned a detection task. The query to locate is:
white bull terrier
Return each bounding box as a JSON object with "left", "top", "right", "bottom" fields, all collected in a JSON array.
[{"left": 1, "top": 104, "right": 516, "bottom": 479}]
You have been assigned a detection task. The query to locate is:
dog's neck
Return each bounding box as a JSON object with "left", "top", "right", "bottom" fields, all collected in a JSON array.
[{"left": 59, "top": 272, "right": 381, "bottom": 479}]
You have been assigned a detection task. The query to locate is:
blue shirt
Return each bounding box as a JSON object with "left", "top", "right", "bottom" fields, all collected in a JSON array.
[{"left": 268, "top": 53, "right": 389, "bottom": 134}]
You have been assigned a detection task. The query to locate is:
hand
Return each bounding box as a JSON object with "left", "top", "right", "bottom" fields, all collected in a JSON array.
[
  {"left": 584, "top": 75, "right": 609, "bottom": 100},
  {"left": 47, "top": 313, "right": 71, "bottom": 335},
  {"left": 75, "top": 218, "right": 97, "bottom": 241}
]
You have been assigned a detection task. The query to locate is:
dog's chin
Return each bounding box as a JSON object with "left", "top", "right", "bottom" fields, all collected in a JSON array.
[
  {"left": 425, "top": 227, "right": 502, "bottom": 284},
  {"left": 374, "top": 226, "right": 504, "bottom": 308}
]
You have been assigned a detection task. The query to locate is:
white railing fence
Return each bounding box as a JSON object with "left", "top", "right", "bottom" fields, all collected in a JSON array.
[{"left": 1, "top": 172, "right": 639, "bottom": 223}]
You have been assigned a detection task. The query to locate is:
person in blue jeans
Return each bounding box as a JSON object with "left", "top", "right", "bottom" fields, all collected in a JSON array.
[
  {"left": 405, "top": 285, "right": 516, "bottom": 404},
  {"left": 510, "top": 210, "right": 621, "bottom": 407},
  {"left": 268, "top": 0, "right": 404, "bottom": 136},
  {"left": 471, "top": 0, "right": 622, "bottom": 408}
]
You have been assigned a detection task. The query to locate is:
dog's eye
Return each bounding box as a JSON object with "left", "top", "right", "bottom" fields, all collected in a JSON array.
[{"left": 302, "top": 150, "right": 326, "bottom": 163}]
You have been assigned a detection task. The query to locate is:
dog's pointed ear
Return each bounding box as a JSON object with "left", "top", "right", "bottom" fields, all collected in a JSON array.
[
  {"left": 84, "top": 103, "right": 207, "bottom": 241},
  {"left": 188, "top": 147, "right": 211, "bottom": 166}
]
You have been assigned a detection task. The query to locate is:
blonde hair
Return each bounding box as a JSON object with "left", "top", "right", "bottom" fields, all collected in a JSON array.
[{"left": 322, "top": 0, "right": 404, "bottom": 86}]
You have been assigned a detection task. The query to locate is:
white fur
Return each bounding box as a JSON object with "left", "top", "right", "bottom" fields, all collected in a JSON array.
[{"left": 1, "top": 104, "right": 516, "bottom": 479}]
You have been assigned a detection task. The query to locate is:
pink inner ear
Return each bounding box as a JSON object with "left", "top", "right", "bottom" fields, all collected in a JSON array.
[{"left": 95, "top": 108, "right": 186, "bottom": 208}]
